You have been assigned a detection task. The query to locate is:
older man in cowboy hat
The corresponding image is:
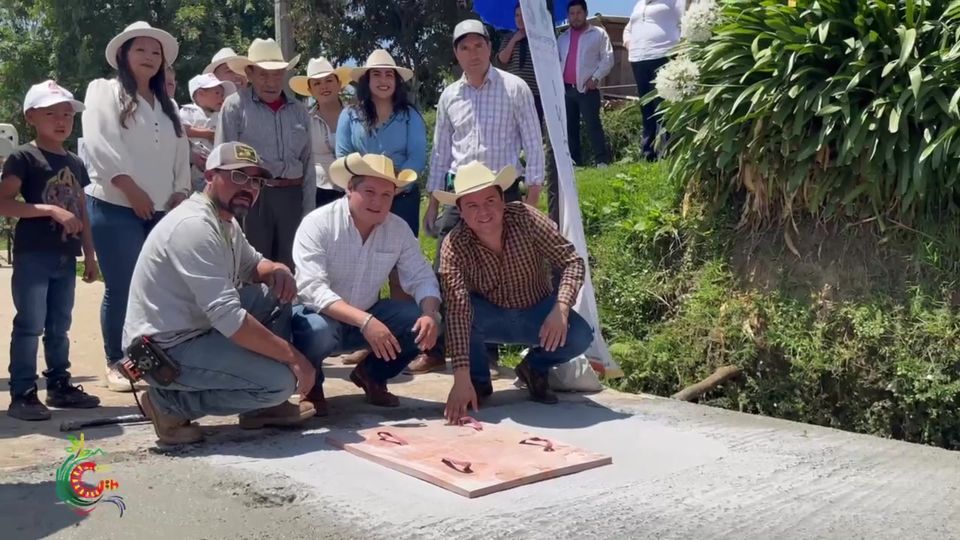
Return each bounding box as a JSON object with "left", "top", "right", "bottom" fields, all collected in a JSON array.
[
  {"left": 216, "top": 38, "right": 315, "bottom": 270},
  {"left": 290, "top": 153, "right": 442, "bottom": 412},
  {"left": 435, "top": 161, "right": 594, "bottom": 423}
]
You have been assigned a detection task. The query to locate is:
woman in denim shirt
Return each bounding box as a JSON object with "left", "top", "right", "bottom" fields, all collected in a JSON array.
[{"left": 336, "top": 50, "right": 426, "bottom": 236}]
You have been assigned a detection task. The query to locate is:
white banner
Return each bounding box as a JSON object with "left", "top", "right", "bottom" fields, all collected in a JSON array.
[{"left": 519, "top": 0, "right": 623, "bottom": 379}]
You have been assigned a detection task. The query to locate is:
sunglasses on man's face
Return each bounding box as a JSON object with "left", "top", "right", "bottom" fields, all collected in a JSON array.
[{"left": 227, "top": 169, "right": 267, "bottom": 189}]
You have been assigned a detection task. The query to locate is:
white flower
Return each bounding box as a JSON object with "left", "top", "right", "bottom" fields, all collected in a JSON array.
[
  {"left": 655, "top": 57, "right": 701, "bottom": 102},
  {"left": 682, "top": 0, "right": 721, "bottom": 43}
]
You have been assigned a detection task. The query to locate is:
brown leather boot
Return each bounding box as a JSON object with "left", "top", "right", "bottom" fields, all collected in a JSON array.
[
  {"left": 514, "top": 359, "right": 558, "bottom": 405},
  {"left": 140, "top": 392, "right": 203, "bottom": 445},
  {"left": 238, "top": 400, "right": 315, "bottom": 429},
  {"left": 338, "top": 349, "right": 369, "bottom": 366},
  {"left": 403, "top": 350, "right": 446, "bottom": 375},
  {"left": 349, "top": 361, "right": 400, "bottom": 407},
  {"left": 302, "top": 385, "right": 328, "bottom": 417}
]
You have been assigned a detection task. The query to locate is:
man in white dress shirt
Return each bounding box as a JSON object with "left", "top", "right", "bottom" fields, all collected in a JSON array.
[{"left": 291, "top": 153, "right": 442, "bottom": 411}]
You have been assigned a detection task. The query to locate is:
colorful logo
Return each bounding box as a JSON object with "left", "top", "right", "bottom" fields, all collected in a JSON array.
[{"left": 55, "top": 434, "right": 126, "bottom": 517}]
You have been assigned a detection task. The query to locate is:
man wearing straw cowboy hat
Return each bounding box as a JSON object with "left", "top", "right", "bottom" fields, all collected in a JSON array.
[
  {"left": 435, "top": 161, "right": 594, "bottom": 423},
  {"left": 216, "top": 38, "right": 314, "bottom": 270},
  {"left": 204, "top": 47, "right": 248, "bottom": 88},
  {"left": 290, "top": 153, "right": 442, "bottom": 412}
]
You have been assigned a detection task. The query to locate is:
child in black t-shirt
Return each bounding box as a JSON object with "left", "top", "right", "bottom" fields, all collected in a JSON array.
[{"left": 0, "top": 80, "right": 102, "bottom": 421}]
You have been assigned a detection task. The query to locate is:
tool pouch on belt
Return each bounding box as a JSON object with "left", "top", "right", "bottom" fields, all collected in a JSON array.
[{"left": 124, "top": 336, "right": 181, "bottom": 386}]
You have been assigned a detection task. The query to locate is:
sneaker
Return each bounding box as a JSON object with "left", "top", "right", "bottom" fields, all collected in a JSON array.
[
  {"left": 46, "top": 381, "right": 101, "bottom": 409},
  {"left": 238, "top": 400, "right": 315, "bottom": 429},
  {"left": 140, "top": 392, "right": 203, "bottom": 445},
  {"left": 7, "top": 388, "right": 52, "bottom": 421},
  {"left": 105, "top": 363, "right": 136, "bottom": 392}
]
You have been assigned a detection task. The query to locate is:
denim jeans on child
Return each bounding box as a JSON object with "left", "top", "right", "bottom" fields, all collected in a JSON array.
[
  {"left": 8, "top": 252, "right": 77, "bottom": 397},
  {"left": 145, "top": 285, "right": 297, "bottom": 420},
  {"left": 291, "top": 299, "right": 434, "bottom": 385},
  {"left": 467, "top": 293, "right": 594, "bottom": 385},
  {"left": 87, "top": 197, "right": 164, "bottom": 364}
]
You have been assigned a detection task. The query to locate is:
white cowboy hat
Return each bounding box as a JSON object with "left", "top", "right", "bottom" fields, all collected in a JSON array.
[
  {"left": 228, "top": 38, "right": 301, "bottom": 74},
  {"left": 329, "top": 153, "right": 417, "bottom": 191},
  {"left": 289, "top": 57, "right": 353, "bottom": 96},
  {"left": 351, "top": 49, "right": 414, "bottom": 82},
  {"left": 203, "top": 47, "right": 244, "bottom": 74},
  {"left": 432, "top": 161, "right": 518, "bottom": 206},
  {"left": 105, "top": 21, "right": 179, "bottom": 70}
]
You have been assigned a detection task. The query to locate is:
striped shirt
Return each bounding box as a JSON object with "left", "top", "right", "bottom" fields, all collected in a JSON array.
[
  {"left": 438, "top": 202, "right": 585, "bottom": 370},
  {"left": 499, "top": 33, "right": 539, "bottom": 96},
  {"left": 427, "top": 67, "right": 545, "bottom": 194}
]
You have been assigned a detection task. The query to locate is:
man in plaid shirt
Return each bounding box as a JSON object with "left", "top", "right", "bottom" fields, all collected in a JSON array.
[{"left": 435, "top": 161, "right": 594, "bottom": 422}]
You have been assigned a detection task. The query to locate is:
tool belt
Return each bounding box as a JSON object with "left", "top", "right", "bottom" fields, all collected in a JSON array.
[{"left": 265, "top": 177, "right": 304, "bottom": 188}]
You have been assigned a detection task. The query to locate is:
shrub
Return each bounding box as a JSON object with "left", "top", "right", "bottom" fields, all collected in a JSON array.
[{"left": 662, "top": 0, "right": 960, "bottom": 227}]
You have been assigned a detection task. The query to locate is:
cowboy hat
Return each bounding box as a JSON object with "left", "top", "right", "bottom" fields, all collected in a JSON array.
[
  {"left": 432, "top": 161, "right": 518, "bottom": 206},
  {"left": 228, "top": 38, "right": 301, "bottom": 74},
  {"left": 105, "top": 21, "right": 179, "bottom": 70},
  {"left": 351, "top": 49, "right": 414, "bottom": 82},
  {"left": 329, "top": 153, "right": 417, "bottom": 191},
  {"left": 289, "top": 57, "right": 353, "bottom": 96},
  {"left": 203, "top": 47, "right": 244, "bottom": 74}
]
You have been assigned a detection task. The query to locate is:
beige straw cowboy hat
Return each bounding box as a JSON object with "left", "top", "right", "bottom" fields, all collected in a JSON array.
[
  {"left": 105, "top": 21, "right": 179, "bottom": 70},
  {"left": 289, "top": 57, "right": 353, "bottom": 96},
  {"left": 432, "top": 161, "right": 518, "bottom": 206},
  {"left": 351, "top": 49, "right": 414, "bottom": 82},
  {"left": 228, "top": 38, "right": 301, "bottom": 74},
  {"left": 203, "top": 47, "right": 244, "bottom": 74},
  {"left": 329, "top": 153, "right": 417, "bottom": 191}
]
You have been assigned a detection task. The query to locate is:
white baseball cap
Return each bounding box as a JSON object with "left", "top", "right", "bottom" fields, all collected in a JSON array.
[
  {"left": 453, "top": 19, "right": 490, "bottom": 45},
  {"left": 205, "top": 142, "right": 272, "bottom": 178},
  {"left": 188, "top": 73, "right": 237, "bottom": 99},
  {"left": 23, "top": 80, "right": 85, "bottom": 113}
]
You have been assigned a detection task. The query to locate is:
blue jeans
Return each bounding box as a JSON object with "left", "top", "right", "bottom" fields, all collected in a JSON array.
[
  {"left": 87, "top": 197, "right": 163, "bottom": 363},
  {"left": 8, "top": 252, "right": 77, "bottom": 397},
  {"left": 291, "top": 299, "right": 430, "bottom": 384},
  {"left": 391, "top": 185, "right": 421, "bottom": 237},
  {"left": 468, "top": 294, "right": 594, "bottom": 384},
  {"left": 147, "top": 285, "right": 297, "bottom": 420}
]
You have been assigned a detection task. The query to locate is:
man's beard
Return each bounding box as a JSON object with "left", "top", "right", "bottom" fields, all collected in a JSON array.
[{"left": 229, "top": 193, "right": 254, "bottom": 219}]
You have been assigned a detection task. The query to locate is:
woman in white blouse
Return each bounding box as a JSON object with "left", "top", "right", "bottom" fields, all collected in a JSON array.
[
  {"left": 623, "top": 0, "right": 685, "bottom": 161},
  {"left": 81, "top": 21, "right": 191, "bottom": 390},
  {"left": 289, "top": 57, "right": 352, "bottom": 208}
]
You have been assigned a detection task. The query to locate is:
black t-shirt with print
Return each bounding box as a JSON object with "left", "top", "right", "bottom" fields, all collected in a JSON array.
[{"left": 1, "top": 143, "right": 90, "bottom": 256}]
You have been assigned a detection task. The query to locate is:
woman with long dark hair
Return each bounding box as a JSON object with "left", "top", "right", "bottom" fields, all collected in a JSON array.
[
  {"left": 336, "top": 49, "right": 426, "bottom": 237},
  {"left": 81, "top": 21, "right": 191, "bottom": 391}
]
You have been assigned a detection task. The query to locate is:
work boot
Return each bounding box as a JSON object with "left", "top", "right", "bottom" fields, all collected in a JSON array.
[
  {"left": 338, "top": 348, "right": 369, "bottom": 366},
  {"left": 302, "top": 385, "right": 328, "bottom": 417},
  {"left": 140, "top": 392, "right": 203, "bottom": 445},
  {"left": 514, "top": 359, "right": 558, "bottom": 405},
  {"left": 403, "top": 350, "right": 446, "bottom": 375},
  {"left": 239, "top": 400, "right": 315, "bottom": 429},
  {"left": 349, "top": 361, "right": 400, "bottom": 407},
  {"left": 7, "top": 387, "right": 52, "bottom": 421},
  {"left": 46, "top": 380, "right": 101, "bottom": 409}
]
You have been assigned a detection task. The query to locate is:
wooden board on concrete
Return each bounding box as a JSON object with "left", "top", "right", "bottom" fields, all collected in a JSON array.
[{"left": 326, "top": 419, "right": 612, "bottom": 498}]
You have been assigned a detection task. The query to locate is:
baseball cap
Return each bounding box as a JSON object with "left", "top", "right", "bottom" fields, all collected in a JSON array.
[
  {"left": 188, "top": 73, "right": 237, "bottom": 100},
  {"left": 205, "top": 142, "right": 273, "bottom": 178},
  {"left": 453, "top": 19, "right": 490, "bottom": 46},
  {"left": 23, "top": 80, "right": 84, "bottom": 113}
]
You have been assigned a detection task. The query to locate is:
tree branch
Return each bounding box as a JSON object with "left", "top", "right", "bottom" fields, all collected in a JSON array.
[{"left": 671, "top": 365, "right": 742, "bottom": 402}]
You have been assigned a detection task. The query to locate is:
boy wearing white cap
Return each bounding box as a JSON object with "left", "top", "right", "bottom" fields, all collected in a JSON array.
[
  {"left": 180, "top": 73, "right": 237, "bottom": 191},
  {"left": 0, "top": 80, "right": 102, "bottom": 421}
]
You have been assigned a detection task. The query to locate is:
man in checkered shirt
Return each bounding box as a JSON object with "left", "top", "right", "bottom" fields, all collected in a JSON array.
[
  {"left": 415, "top": 18, "right": 547, "bottom": 376},
  {"left": 435, "top": 161, "right": 594, "bottom": 423}
]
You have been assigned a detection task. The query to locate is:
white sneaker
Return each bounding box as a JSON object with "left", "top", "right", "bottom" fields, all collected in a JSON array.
[{"left": 105, "top": 363, "right": 136, "bottom": 392}]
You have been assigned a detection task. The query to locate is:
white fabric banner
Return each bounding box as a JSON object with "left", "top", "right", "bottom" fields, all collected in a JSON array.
[{"left": 519, "top": 0, "right": 623, "bottom": 379}]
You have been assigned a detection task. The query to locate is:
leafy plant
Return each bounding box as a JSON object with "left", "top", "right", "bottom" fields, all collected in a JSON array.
[{"left": 661, "top": 0, "right": 960, "bottom": 230}]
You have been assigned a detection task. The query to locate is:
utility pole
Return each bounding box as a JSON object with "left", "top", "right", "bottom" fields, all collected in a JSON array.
[{"left": 274, "top": 0, "right": 295, "bottom": 61}]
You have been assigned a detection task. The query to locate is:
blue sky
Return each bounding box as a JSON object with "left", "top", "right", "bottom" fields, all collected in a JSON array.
[{"left": 590, "top": 0, "right": 632, "bottom": 16}]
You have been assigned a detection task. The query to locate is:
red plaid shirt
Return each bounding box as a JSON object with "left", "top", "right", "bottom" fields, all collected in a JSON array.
[{"left": 439, "top": 203, "right": 586, "bottom": 370}]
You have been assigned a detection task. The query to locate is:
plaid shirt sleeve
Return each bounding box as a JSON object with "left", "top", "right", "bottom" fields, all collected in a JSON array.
[
  {"left": 524, "top": 205, "right": 585, "bottom": 306},
  {"left": 438, "top": 233, "right": 473, "bottom": 371}
]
